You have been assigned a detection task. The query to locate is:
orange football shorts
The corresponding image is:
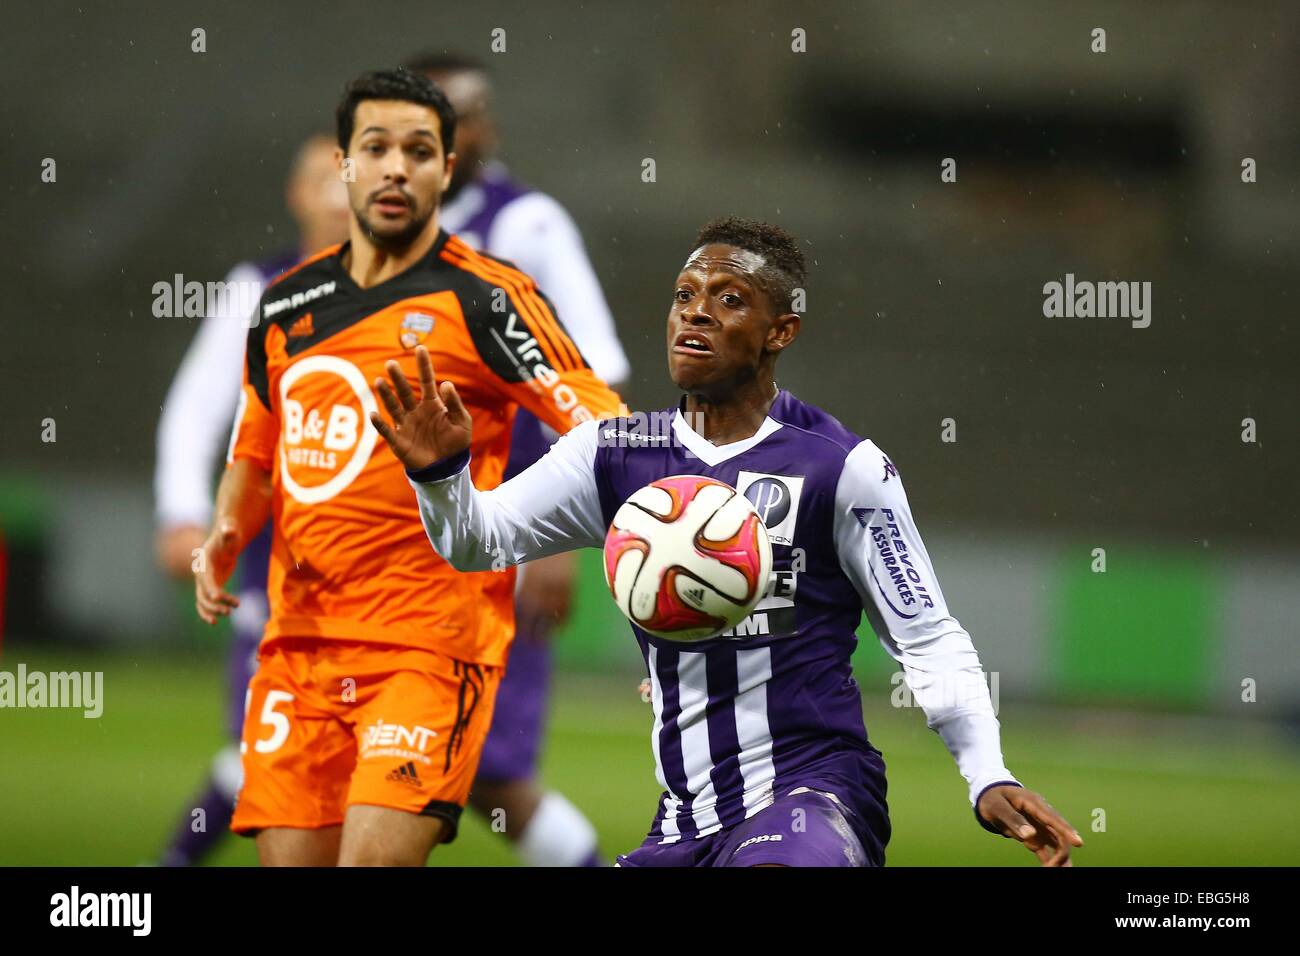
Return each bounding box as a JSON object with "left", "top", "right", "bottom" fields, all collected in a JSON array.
[{"left": 230, "top": 637, "right": 500, "bottom": 841}]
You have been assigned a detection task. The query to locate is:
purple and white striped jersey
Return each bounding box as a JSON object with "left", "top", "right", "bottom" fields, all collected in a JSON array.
[{"left": 409, "top": 389, "right": 1019, "bottom": 843}]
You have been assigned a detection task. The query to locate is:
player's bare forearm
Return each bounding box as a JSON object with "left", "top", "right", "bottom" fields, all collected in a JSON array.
[
  {"left": 194, "top": 459, "right": 272, "bottom": 624},
  {"left": 213, "top": 458, "right": 273, "bottom": 545}
]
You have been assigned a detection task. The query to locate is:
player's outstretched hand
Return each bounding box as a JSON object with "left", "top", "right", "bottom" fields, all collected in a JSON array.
[
  {"left": 370, "top": 345, "right": 472, "bottom": 472},
  {"left": 977, "top": 785, "right": 1084, "bottom": 866},
  {"left": 194, "top": 519, "right": 242, "bottom": 625}
]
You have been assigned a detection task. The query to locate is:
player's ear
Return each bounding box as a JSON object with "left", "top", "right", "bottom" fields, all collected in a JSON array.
[
  {"left": 768, "top": 312, "right": 800, "bottom": 352},
  {"left": 442, "top": 151, "right": 457, "bottom": 192}
]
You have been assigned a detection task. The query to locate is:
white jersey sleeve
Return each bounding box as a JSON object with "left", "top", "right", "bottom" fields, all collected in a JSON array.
[
  {"left": 408, "top": 418, "right": 606, "bottom": 571},
  {"left": 833, "top": 439, "right": 1020, "bottom": 808},
  {"left": 153, "top": 261, "right": 265, "bottom": 529},
  {"left": 488, "top": 193, "right": 631, "bottom": 386}
]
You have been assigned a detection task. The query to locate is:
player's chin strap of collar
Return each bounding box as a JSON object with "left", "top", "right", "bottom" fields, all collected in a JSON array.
[{"left": 973, "top": 780, "right": 1025, "bottom": 835}]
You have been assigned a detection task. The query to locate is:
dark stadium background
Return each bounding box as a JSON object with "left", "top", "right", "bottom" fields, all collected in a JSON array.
[{"left": 1, "top": 0, "right": 1297, "bottom": 865}]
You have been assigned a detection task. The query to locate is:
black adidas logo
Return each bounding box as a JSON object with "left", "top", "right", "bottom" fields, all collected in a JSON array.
[
  {"left": 386, "top": 761, "right": 423, "bottom": 786},
  {"left": 685, "top": 586, "right": 705, "bottom": 606}
]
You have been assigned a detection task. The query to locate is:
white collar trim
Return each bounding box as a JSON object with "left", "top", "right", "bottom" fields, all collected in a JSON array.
[{"left": 670, "top": 406, "right": 784, "bottom": 466}]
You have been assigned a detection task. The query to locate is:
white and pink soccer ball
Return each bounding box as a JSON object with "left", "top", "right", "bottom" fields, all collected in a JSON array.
[{"left": 603, "top": 475, "right": 773, "bottom": 642}]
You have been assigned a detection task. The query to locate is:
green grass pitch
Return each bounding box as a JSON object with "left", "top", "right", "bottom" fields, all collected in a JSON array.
[{"left": 2, "top": 643, "right": 1297, "bottom": 866}]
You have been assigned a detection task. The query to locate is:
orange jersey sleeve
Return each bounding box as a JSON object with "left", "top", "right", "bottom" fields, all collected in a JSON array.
[
  {"left": 227, "top": 324, "right": 278, "bottom": 471},
  {"left": 439, "top": 236, "right": 627, "bottom": 435}
]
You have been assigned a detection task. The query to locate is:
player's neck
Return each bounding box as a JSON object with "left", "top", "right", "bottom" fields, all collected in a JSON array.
[
  {"left": 344, "top": 218, "right": 441, "bottom": 289},
  {"left": 683, "top": 379, "right": 779, "bottom": 445}
]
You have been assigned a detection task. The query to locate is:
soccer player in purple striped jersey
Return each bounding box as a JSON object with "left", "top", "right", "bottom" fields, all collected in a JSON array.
[{"left": 370, "top": 217, "right": 1085, "bottom": 866}]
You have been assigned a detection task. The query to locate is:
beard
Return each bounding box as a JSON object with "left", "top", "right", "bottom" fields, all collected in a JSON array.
[{"left": 353, "top": 191, "right": 437, "bottom": 252}]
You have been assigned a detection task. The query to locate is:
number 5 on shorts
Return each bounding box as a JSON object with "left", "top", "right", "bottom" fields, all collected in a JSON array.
[{"left": 241, "top": 689, "right": 294, "bottom": 755}]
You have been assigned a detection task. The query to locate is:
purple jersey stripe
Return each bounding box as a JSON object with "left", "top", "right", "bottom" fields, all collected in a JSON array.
[
  {"left": 703, "top": 649, "right": 748, "bottom": 829},
  {"left": 650, "top": 643, "right": 699, "bottom": 840}
]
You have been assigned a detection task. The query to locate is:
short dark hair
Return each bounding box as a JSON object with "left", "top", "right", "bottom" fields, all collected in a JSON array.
[
  {"left": 692, "top": 217, "right": 807, "bottom": 313},
  {"left": 335, "top": 69, "right": 457, "bottom": 154},
  {"left": 401, "top": 52, "right": 487, "bottom": 77}
]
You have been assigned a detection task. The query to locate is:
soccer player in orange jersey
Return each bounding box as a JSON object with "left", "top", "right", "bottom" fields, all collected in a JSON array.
[{"left": 194, "top": 69, "right": 625, "bottom": 866}]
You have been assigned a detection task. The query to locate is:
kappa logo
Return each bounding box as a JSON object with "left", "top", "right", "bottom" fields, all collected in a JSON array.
[
  {"left": 882, "top": 456, "right": 898, "bottom": 482},
  {"left": 601, "top": 426, "right": 672, "bottom": 445},
  {"left": 736, "top": 833, "right": 784, "bottom": 851}
]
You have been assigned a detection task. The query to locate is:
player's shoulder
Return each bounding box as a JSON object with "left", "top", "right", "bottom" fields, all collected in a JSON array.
[
  {"left": 252, "top": 244, "right": 344, "bottom": 332},
  {"left": 262, "top": 244, "right": 341, "bottom": 295},
  {"left": 768, "top": 391, "right": 902, "bottom": 490},
  {"left": 216, "top": 250, "right": 307, "bottom": 325},
  {"left": 769, "top": 391, "right": 865, "bottom": 456},
  {"left": 437, "top": 232, "right": 542, "bottom": 300},
  {"left": 841, "top": 436, "right": 902, "bottom": 492}
]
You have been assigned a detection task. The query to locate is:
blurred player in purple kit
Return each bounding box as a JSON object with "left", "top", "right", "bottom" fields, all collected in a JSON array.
[
  {"left": 372, "top": 217, "right": 1085, "bottom": 866},
  {"left": 405, "top": 53, "right": 630, "bottom": 866},
  {"left": 152, "top": 134, "right": 349, "bottom": 866}
]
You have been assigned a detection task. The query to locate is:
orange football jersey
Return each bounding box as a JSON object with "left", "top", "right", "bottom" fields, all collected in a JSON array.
[{"left": 228, "top": 231, "right": 626, "bottom": 666}]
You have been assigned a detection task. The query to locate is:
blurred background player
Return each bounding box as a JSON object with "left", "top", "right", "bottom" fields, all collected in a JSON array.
[
  {"left": 406, "top": 53, "right": 631, "bottom": 866},
  {"left": 152, "top": 134, "right": 349, "bottom": 866}
]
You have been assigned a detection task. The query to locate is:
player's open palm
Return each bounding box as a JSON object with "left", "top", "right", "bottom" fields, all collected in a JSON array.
[{"left": 371, "top": 345, "right": 472, "bottom": 472}]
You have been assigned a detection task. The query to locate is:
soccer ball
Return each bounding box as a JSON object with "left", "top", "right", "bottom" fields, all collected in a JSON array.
[{"left": 603, "top": 475, "right": 773, "bottom": 641}]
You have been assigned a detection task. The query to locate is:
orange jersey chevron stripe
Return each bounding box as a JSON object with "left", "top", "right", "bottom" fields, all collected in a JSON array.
[{"left": 439, "top": 235, "right": 585, "bottom": 371}]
